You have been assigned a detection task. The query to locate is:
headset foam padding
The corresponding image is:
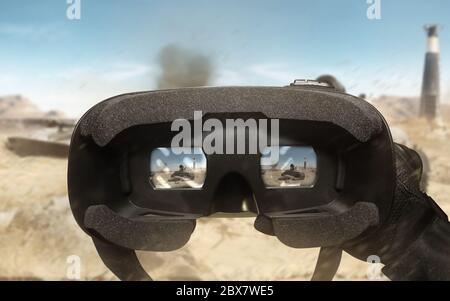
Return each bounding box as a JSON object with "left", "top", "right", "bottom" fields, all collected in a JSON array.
[
  {"left": 84, "top": 205, "right": 196, "bottom": 251},
  {"left": 261, "top": 202, "right": 379, "bottom": 248},
  {"left": 79, "top": 87, "right": 384, "bottom": 147}
]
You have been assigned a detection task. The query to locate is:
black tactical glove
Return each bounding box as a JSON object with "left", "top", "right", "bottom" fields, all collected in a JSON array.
[{"left": 344, "top": 144, "right": 450, "bottom": 280}]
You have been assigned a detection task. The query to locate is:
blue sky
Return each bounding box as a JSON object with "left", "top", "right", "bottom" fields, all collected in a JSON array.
[
  {"left": 1, "top": 0, "right": 450, "bottom": 116},
  {"left": 151, "top": 147, "right": 207, "bottom": 171},
  {"left": 261, "top": 146, "right": 317, "bottom": 169}
]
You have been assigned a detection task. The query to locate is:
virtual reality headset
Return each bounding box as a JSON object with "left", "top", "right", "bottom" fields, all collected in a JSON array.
[{"left": 68, "top": 82, "right": 395, "bottom": 280}]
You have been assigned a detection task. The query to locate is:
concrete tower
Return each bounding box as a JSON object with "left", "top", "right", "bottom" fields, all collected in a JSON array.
[{"left": 420, "top": 25, "right": 440, "bottom": 119}]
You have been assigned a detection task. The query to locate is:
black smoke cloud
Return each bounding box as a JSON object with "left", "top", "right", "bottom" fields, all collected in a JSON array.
[{"left": 156, "top": 44, "right": 213, "bottom": 89}]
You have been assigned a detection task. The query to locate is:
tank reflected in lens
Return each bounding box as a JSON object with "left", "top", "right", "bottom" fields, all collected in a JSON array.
[
  {"left": 149, "top": 147, "right": 206, "bottom": 189},
  {"left": 260, "top": 146, "right": 317, "bottom": 188}
]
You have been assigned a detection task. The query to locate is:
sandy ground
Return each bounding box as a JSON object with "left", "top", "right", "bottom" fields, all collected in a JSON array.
[
  {"left": 150, "top": 170, "right": 206, "bottom": 189},
  {"left": 0, "top": 117, "right": 449, "bottom": 280},
  {"left": 262, "top": 168, "right": 317, "bottom": 188}
]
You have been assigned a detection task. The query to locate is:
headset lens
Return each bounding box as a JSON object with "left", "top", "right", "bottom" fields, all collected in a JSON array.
[
  {"left": 149, "top": 147, "right": 207, "bottom": 189},
  {"left": 260, "top": 146, "right": 317, "bottom": 188}
]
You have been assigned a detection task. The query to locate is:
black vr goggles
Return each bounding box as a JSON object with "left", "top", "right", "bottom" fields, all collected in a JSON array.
[{"left": 68, "top": 83, "right": 395, "bottom": 280}]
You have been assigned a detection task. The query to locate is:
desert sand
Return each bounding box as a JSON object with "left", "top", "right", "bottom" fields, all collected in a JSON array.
[{"left": 0, "top": 112, "right": 449, "bottom": 280}]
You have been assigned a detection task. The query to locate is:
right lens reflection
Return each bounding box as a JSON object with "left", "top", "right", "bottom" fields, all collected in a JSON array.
[{"left": 260, "top": 146, "right": 317, "bottom": 188}]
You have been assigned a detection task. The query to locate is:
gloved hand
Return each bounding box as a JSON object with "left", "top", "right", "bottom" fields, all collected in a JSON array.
[{"left": 343, "top": 144, "right": 450, "bottom": 280}]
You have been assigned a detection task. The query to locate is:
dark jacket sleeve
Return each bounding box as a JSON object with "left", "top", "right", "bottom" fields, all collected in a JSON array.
[
  {"left": 344, "top": 144, "right": 450, "bottom": 280},
  {"left": 382, "top": 217, "right": 450, "bottom": 280}
]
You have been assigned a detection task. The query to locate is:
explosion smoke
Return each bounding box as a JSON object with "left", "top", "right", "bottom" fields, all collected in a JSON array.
[{"left": 157, "top": 44, "right": 213, "bottom": 89}]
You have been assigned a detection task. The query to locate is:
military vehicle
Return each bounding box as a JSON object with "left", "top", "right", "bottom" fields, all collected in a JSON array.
[
  {"left": 168, "top": 164, "right": 196, "bottom": 183},
  {"left": 5, "top": 118, "right": 76, "bottom": 158},
  {"left": 278, "top": 164, "right": 305, "bottom": 181}
]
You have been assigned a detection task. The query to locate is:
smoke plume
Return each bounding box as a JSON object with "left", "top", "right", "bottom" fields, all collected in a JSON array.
[{"left": 156, "top": 44, "right": 213, "bottom": 89}]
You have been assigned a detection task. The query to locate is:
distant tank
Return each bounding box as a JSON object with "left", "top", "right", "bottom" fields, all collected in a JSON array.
[
  {"left": 168, "top": 165, "right": 195, "bottom": 182},
  {"left": 278, "top": 164, "right": 305, "bottom": 181},
  {"left": 5, "top": 118, "right": 75, "bottom": 158}
]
